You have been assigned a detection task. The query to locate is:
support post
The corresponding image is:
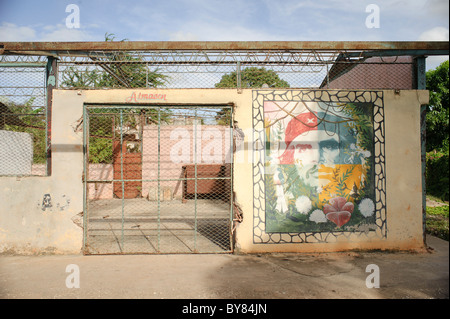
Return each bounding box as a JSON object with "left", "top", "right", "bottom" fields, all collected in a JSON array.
[
  {"left": 414, "top": 55, "right": 427, "bottom": 247},
  {"left": 415, "top": 56, "right": 427, "bottom": 90},
  {"left": 46, "top": 56, "right": 57, "bottom": 176},
  {"left": 421, "top": 104, "right": 427, "bottom": 247}
]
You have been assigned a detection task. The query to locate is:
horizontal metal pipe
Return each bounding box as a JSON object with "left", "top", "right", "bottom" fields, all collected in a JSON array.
[
  {"left": 58, "top": 60, "right": 417, "bottom": 65},
  {"left": 86, "top": 177, "right": 232, "bottom": 183},
  {"left": 0, "top": 62, "right": 47, "bottom": 67},
  {"left": 1, "top": 41, "right": 448, "bottom": 52}
]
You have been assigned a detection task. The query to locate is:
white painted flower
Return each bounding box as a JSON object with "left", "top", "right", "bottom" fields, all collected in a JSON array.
[
  {"left": 359, "top": 198, "right": 375, "bottom": 217},
  {"left": 295, "top": 196, "right": 312, "bottom": 215},
  {"left": 309, "top": 209, "right": 328, "bottom": 223},
  {"left": 362, "top": 150, "right": 371, "bottom": 158}
]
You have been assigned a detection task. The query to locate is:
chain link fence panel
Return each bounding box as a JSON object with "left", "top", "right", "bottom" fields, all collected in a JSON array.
[
  {"left": 0, "top": 55, "right": 47, "bottom": 176},
  {"left": 84, "top": 105, "right": 233, "bottom": 254}
]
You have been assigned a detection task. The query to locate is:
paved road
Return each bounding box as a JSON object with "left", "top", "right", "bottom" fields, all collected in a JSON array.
[{"left": 0, "top": 235, "right": 448, "bottom": 300}]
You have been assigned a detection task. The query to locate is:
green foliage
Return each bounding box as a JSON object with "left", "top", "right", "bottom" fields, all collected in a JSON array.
[
  {"left": 426, "top": 60, "right": 449, "bottom": 152},
  {"left": 426, "top": 205, "right": 449, "bottom": 241},
  {"left": 342, "top": 103, "right": 373, "bottom": 152},
  {"left": 214, "top": 108, "right": 232, "bottom": 125},
  {"left": 61, "top": 33, "right": 171, "bottom": 164},
  {"left": 264, "top": 174, "right": 279, "bottom": 214},
  {"left": 87, "top": 108, "right": 173, "bottom": 164},
  {"left": 426, "top": 150, "right": 449, "bottom": 201},
  {"left": 215, "top": 67, "right": 289, "bottom": 125},
  {"left": 88, "top": 115, "right": 114, "bottom": 164},
  {"left": 2, "top": 98, "right": 47, "bottom": 164},
  {"left": 331, "top": 165, "right": 355, "bottom": 200},
  {"left": 61, "top": 33, "right": 168, "bottom": 89},
  {"left": 424, "top": 61, "right": 449, "bottom": 203},
  {"left": 427, "top": 205, "right": 449, "bottom": 217},
  {"left": 215, "top": 67, "right": 290, "bottom": 88},
  {"left": 341, "top": 102, "right": 375, "bottom": 200}
]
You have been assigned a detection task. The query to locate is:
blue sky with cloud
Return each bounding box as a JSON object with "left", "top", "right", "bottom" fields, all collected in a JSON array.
[{"left": 0, "top": 0, "right": 448, "bottom": 67}]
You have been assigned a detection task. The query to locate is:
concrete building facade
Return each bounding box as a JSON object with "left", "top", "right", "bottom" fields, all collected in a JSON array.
[{"left": 0, "top": 88, "right": 429, "bottom": 254}]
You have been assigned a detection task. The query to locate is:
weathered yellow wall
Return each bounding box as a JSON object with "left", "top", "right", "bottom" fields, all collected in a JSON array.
[
  {"left": 234, "top": 90, "right": 429, "bottom": 252},
  {"left": 234, "top": 89, "right": 429, "bottom": 253},
  {"left": 0, "top": 88, "right": 429, "bottom": 254},
  {"left": 0, "top": 91, "right": 85, "bottom": 254},
  {"left": 383, "top": 90, "right": 429, "bottom": 249}
]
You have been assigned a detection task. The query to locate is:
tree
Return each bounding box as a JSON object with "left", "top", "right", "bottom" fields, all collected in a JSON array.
[
  {"left": 425, "top": 60, "right": 449, "bottom": 201},
  {"left": 215, "top": 66, "right": 289, "bottom": 89},
  {"left": 426, "top": 60, "right": 449, "bottom": 152},
  {"left": 61, "top": 33, "right": 167, "bottom": 89},
  {"left": 214, "top": 67, "right": 290, "bottom": 124},
  {"left": 61, "top": 33, "right": 171, "bottom": 163},
  {"left": 1, "top": 98, "right": 46, "bottom": 164}
]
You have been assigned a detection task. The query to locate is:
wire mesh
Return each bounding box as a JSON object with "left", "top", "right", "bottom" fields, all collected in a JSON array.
[
  {"left": 57, "top": 50, "right": 417, "bottom": 90},
  {"left": 84, "top": 105, "right": 233, "bottom": 254},
  {"left": 0, "top": 55, "right": 48, "bottom": 176},
  {"left": 0, "top": 49, "right": 419, "bottom": 178}
]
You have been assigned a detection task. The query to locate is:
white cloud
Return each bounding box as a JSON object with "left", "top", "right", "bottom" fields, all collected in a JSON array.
[
  {"left": 426, "top": 55, "right": 449, "bottom": 71},
  {"left": 418, "top": 26, "right": 449, "bottom": 41},
  {"left": 424, "top": 0, "right": 449, "bottom": 20},
  {"left": 0, "top": 22, "right": 97, "bottom": 42},
  {"left": 167, "top": 20, "right": 292, "bottom": 41},
  {"left": 418, "top": 27, "right": 449, "bottom": 70},
  {"left": 38, "top": 24, "right": 95, "bottom": 41},
  {"left": 167, "top": 31, "right": 199, "bottom": 41},
  {"left": 0, "top": 22, "right": 36, "bottom": 41}
]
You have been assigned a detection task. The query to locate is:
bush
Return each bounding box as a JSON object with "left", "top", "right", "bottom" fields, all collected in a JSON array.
[{"left": 426, "top": 150, "right": 449, "bottom": 201}]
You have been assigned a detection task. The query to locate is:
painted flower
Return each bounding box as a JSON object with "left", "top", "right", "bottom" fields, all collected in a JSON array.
[
  {"left": 323, "top": 196, "right": 354, "bottom": 227},
  {"left": 309, "top": 209, "right": 328, "bottom": 223},
  {"left": 295, "top": 195, "right": 312, "bottom": 215},
  {"left": 359, "top": 198, "right": 375, "bottom": 217},
  {"left": 362, "top": 150, "right": 371, "bottom": 158}
]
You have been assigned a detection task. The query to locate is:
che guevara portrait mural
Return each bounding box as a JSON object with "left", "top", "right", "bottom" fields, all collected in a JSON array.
[{"left": 262, "top": 99, "right": 378, "bottom": 233}]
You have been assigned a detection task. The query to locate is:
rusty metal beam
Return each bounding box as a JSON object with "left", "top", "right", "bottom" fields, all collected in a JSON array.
[{"left": 1, "top": 41, "right": 448, "bottom": 53}]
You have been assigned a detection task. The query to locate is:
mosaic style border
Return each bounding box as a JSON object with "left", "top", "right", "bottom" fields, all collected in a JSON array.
[{"left": 252, "top": 90, "right": 387, "bottom": 244}]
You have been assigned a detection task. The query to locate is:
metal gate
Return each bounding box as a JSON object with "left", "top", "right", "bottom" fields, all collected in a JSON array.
[{"left": 83, "top": 104, "right": 234, "bottom": 254}]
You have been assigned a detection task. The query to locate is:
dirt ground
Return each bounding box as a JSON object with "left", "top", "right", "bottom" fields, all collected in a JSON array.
[{"left": 0, "top": 235, "right": 447, "bottom": 300}]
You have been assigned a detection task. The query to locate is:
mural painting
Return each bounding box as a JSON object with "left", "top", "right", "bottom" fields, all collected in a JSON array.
[
  {"left": 252, "top": 90, "right": 386, "bottom": 243},
  {"left": 264, "top": 100, "right": 376, "bottom": 232}
]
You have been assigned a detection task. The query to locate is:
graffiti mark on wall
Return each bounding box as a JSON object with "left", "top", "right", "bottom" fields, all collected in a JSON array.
[
  {"left": 57, "top": 195, "right": 71, "bottom": 211},
  {"left": 40, "top": 194, "right": 71, "bottom": 212},
  {"left": 41, "top": 194, "right": 53, "bottom": 211}
]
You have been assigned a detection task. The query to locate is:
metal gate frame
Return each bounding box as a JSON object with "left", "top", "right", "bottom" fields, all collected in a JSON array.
[{"left": 82, "top": 103, "right": 234, "bottom": 254}]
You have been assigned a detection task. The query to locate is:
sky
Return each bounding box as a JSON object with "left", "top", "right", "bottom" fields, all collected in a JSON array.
[{"left": 0, "top": 0, "right": 448, "bottom": 69}]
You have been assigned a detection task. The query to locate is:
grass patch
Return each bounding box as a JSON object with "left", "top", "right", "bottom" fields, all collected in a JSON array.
[
  {"left": 427, "top": 194, "right": 448, "bottom": 204},
  {"left": 426, "top": 205, "right": 449, "bottom": 241}
]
